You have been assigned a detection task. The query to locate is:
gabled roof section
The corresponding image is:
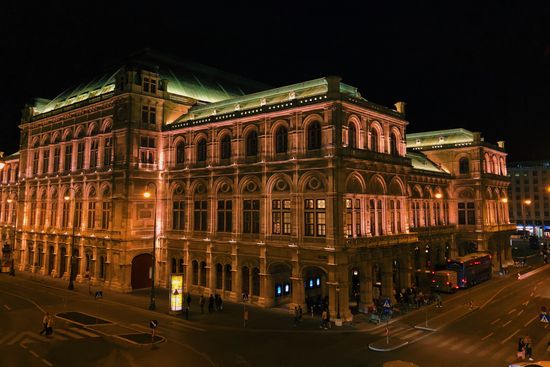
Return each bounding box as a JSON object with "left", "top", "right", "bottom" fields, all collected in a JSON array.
[
  {"left": 33, "top": 50, "right": 269, "bottom": 115},
  {"left": 170, "top": 77, "right": 361, "bottom": 125},
  {"left": 407, "top": 151, "right": 449, "bottom": 174},
  {"left": 406, "top": 128, "right": 475, "bottom": 148}
]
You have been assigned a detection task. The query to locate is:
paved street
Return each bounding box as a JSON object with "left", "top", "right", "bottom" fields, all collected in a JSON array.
[{"left": 0, "top": 264, "right": 548, "bottom": 367}]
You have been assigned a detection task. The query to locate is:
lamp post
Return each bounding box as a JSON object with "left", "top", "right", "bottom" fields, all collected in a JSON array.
[
  {"left": 521, "top": 199, "right": 531, "bottom": 238},
  {"left": 496, "top": 197, "right": 508, "bottom": 274},
  {"left": 64, "top": 189, "right": 78, "bottom": 290},
  {"left": 143, "top": 183, "right": 157, "bottom": 311}
]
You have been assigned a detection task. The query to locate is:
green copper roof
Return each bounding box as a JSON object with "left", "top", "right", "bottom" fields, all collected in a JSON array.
[
  {"left": 34, "top": 50, "right": 269, "bottom": 115},
  {"left": 407, "top": 151, "right": 449, "bottom": 174},
  {"left": 171, "top": 77, "right": 361, "bottom": 124},
  {"left": 406, "top": 128, "right": 475, "bottom": 148}
]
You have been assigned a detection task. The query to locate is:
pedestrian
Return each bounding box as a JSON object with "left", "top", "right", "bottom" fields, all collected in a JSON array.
[
  {"left": 436, "top": 293, "right": 443, "bottom": 308},
  {"left": 293, "top": 306, "right": 299, "bottom": 326},
  {"left": 199, "top": 295, "right": 205, "bottom": 314},
  {"left": 218, "top": 295, "right": 223, "bottom": 311},
  {"left": 298, "top": 305, "right": 303, "bottom": 324},
  {"left": 208, "top": 294, "right": 214, "bottom": 313},
  {"left": 321, "top": 309, "right": 328, "bottom": 329},
  {"left": 39, "top": 312, "right": 49, "bottom": 336},
  {"left": 46, "top": 314, "right": 54, "bottom": 336},
  {"left": 517, "top": 337, "right": 526, "bottom": 360},
  {"left": 524, "top": 335, "right": 533, "bottom": 361},
  {"left": 186, "top": 293, "right": 192, "bottom": 308}
]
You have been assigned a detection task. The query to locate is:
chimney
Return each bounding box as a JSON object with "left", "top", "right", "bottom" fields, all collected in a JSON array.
[
  {"left": 394, "top": 101, "right": 406, "bottom": 115},
  {"left": 326, "top": 76, "right": 342, "bottom": 96},
  {"left": 497, "top": 141, "right": 505, "bottom": 149}
]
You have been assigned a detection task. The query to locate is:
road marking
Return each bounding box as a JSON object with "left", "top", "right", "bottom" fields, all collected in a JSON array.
[
  {"left": 545, "top": 324, "right": 548, "bottom": 329},
  {"left": 530, "top": 292, "right": 534, "bottom": 297},
  {"left": 501, "top": 329, "right": 520, "bottom": 344},
  {"left": 449, "top": 339, "right": 467, "bottom": 351},
  {"left": 42, "top": 359, "right": 53, "bottom": 367},
  {"left": 401, "top": 330, "right": 423, "bottom": 340},
  {"left": 29, "top": 350, "right": 39, "bottom": 358},
  {"left": 490, "top": 318, "right": 501, "bottom": 325},
  {"left": 8, "top": 331, "right": 29, "bottom": 345},
  {"left": 69, "top": 327, "right": 99, "bottom": 338},
  {"left": 50, "top": 333, "right": 68, "bottom": 341},
  {"left": 508, "top": 308, "right": 516, "bottom": 315},
  {"left": 463, "top": 342, "right": 478, "bottom": 354},
  {"left": 437, "top": 336, "right": 457, "bottom": 348},
  {"left": 167, "top": 321, "right": 206, "bottom": 332},
  {"left": 524, "top": 315, "right": 537, "bottom": 327},
  {"left": 502, "top": 320, "right": 512, "bottom": 327},
  {"left": 0, "top": 331, "right": 17, "bottom": 344},
  {"left": 517, "top": 309, "right": 524, "bottom": 316},
  {"left": 481, "top": 332, "right": 493, "bottom": 341},
  {"left": 3, "top": 304, "right": 11, "bottom": 311},
  {"left": 55, "top": 328, "right": 84, "bottom": 339},
  {"left": 522, "top": 300, "right": 530, "bottom": 306}
]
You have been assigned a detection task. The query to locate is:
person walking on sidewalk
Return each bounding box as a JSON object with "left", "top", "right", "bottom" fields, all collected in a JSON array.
[
  {"left": 321, "top": 309, "right": 328, "bottom": 329},
  {"left": 293, "top": 306, "right": 299, "bottom": 327},
  {"left": 524, "top": 335, "right": 533, "bottom": 361},
  {"left": 46, "top": 314, "right": 54, "bottom": 336},
  {"left": 186, "top": 293, "right": 192, "bottom": 309},
  {"left": 208, "top": 294, "right": 214, "bottom": 313},
  {"left": 199, "top": 295, "right": 205, "bottom": 314},
  {"left": 298, "top": 305, "right": 303, "bottom": 324},
  {"left": 39, "top": 312, "right": 49, "bottom": 336},
  {"left": 517, "top": 337, "right": 526, "bottom": 360}
]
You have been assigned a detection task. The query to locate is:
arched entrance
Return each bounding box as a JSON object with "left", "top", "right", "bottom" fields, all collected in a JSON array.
[
  {"left": 303, "top": 266, "right": 327, "bottom": 314},
  {"left": 269, "top": 262, "right": 292, "bottom": 306},
  {"left": 131, "top": 253, "right": 152, "bottom": 289}
]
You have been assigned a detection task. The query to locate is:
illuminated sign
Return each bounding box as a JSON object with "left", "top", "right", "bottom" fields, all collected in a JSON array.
[
  {"left": 275, "top": 284, "right": 282, "bottom": 296},
  {"left": 170, "top": 274, "right": 183, "bottom": 313}
]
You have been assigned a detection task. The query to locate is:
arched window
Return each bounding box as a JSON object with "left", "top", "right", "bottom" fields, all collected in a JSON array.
[
  {"left": 307, "top": 121, "right": 321, "bottom": 150},
  {"left": 370, "top": 129, "right": 379, "bottom": 152},
  {"left": 459, "top": 157, "right": 470, "bottom": 174},
  {"left": 216, "top": 263, "right": 223, "bottom": 289},
  {"left": 390, "top": 133, "right": 398, "bottom": 156},
  {"left": 200, "top": 261, "right": 207, "bottom": 286},
  {"left": 197, "top": 139, "right": 207, "bottom": 162},
  {"left": 176, "top": 141, "right": 185, "bottom": 164},
  {"left": 348, "top": 124, "right": 357, "bottom": 149},
  {"left": 246, "top": 130, "right": 258, "bottom": 157},
  {"left": 275, "top": 126, "right": 288, "bottom": 153},
  {"left": 224, "top": 264, "right": 232, "bottom": 290},
  {"left": 220, "top": 135, "right": 231, "bottom": 159}
]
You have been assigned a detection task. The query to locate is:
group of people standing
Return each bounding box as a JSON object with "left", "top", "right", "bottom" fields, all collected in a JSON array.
[{"left": 517, "top": 335, "right": 534, "bottom": 361}]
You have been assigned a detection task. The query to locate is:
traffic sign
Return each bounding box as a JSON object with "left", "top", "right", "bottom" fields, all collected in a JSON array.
[
  {"left": 150, "top": 320, "right": 158, "bottom": 329},
  {"left": 383, "top": 299, "right": 391, "bottom": 308},
  {"left": 540, "top": 314, "right": 549, "bottom": 323}
]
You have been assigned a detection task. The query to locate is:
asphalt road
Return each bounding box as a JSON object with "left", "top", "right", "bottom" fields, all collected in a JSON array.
[{"left": 0, "top": 265, "right": 548, "bottom": 367}]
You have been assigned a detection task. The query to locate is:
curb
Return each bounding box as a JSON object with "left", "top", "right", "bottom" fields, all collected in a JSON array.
[
  {"left": 413, "top": 325, "right": 437, "bottom": 332},
  {"left": 368, "top": 339, "right": 409, "bottom": 352}
]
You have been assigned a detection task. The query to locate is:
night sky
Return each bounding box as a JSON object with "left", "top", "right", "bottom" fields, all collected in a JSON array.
[{"left": 1, "top": 1, "right": 548, "bottom": 162}]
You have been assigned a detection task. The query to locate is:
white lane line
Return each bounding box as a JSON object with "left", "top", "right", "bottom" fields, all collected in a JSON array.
[
  {"left": 42, "top": 359, "right": 53, "bottom": 367},
  {"left": 545, "top": 324, "right": 548, "bottom": 329},
  {"left": 508, "top": 308, "right": 517, "bottom": 315},
  {"left": 3, "top": 304, "right": 11, "bottom": 311},
  {"left": 167, "top": 321, "right": 206, "bottom": 332},
  {"left": 50, "top": 333, "right": 68, "bottom": 341},
  {"left": 501, "top": 329, "right": 520, "bottom": 344},
  {"left": 517, "top": 310, "right": 524, "bottom": 316},
  {"left": 502, "top": 320, "right": 512, "bottom": 327},
  {"left": 530, "top": 292, "right": 534, "bottom": 297},
  {"left": 481, "top": 332, "right": 493, "bottom": 341},
  {"left": 69, "top": 327, "right": 100, "bottom": 338},
  {"left": 490, "top": 318, "right": 501, "bottom": 325},
  {"left": 463, "top": 342, "right": 478, "bottom": 354},
  {"left": 522, "top": 300, "right": 530, "bottom": 306},
  {"left": 55, "top": 328, "right": 84, "bottom": 339},
  {"left": 29, "top": 350, "right": 39, "bottom": 358},
  {"left": 524, "top": 315, "right": 537, "bottom": 327}
]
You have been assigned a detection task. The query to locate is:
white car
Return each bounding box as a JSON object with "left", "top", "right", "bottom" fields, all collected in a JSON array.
[{"left": 509, "top": 361, "right": 550, "bottom": 367}]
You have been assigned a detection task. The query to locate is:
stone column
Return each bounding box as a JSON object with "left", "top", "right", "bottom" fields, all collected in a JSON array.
[
  {"left": 231, "top": 243, "right": 241, "bottom": 302},
  {"left": 206, "top": 243, "right": 214, "bottom": 293},
  {"left": 290, "top": 249, "right": 304, "bottom": 309},
  {"left": 381, "top": 256, "right": 395, "bottom": 304},
  {"left": 258, "top": 245, "right": 269, "bottom": 307}
]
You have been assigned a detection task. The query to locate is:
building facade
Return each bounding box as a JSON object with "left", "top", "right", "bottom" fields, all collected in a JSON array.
[
  {"left": 507, "top": 160, "right": 550, "bottom": 237},
  {"left": 0, "top": 52, "right": 514, "bottom": 320}
]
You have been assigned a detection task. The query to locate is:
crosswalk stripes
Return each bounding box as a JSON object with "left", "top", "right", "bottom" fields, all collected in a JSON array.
[
  {"left": 0, "top": 331, "right": 17, "bottom": 345},
  {"left": 0, "top": 327, "right": 101, "bottom": 346},
  {"left": 462, "top": 342, "right": 479, "bottom": 354},
  {"left": 449, "top": 338, "right": 468, "bottom": 351},
  {"left": 476, "top": 342, "right": 499, "bottom": 357},
  {"left": 69, "top": 327, "right": 100, "bottom": 338},
  {"left": 55, "top": 328, "right": 85, "bottom": 339},
  {"left": 436, "top": 335, "right": 459, "bottom": 348},
  {"left": 400, "top": 329, "right": 424, "bottom": 340}
]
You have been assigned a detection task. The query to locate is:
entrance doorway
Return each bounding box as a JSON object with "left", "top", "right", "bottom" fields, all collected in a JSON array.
[
  {"left": 131, "top": 253, "right": 152, "bottom": 289},
  {"left": 303, "top": 266, "right": 327, "bottom": 314}
]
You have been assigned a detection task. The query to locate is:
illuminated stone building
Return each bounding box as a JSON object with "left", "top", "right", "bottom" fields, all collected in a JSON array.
[{"left": 0, "top": 52, "right": 513, "bottom": 320}]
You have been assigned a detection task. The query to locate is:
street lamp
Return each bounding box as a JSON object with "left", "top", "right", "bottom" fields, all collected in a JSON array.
[
  {"left": 521, "top": 199, "right": 532, "bottom": 238},
  {"left": 64, "top": 189, "right": 78, "bottom": 290},
  {"left": 143, "top": 183, "right": 157, "bottom": 311}
]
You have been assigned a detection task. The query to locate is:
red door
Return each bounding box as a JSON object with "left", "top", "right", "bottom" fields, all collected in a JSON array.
[{"left": 131, "top": 253, "right": 152, "bottom": 289}]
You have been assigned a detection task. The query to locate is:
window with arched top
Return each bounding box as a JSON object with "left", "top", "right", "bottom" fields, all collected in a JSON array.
[
  {"left": 370, "top": 129, "right": 379, "bottom": 152},
  {"left": 176, "top": 141, "right": 185, "bottom": 164},
  {"left": 390, "top": 132, "right": 398, "bottom": 156},
  {"left": 197, "top": 139, "right": 207, "bottom": 162},
  {"left": 275, "top": 126, "right": 288, "bottom": 153},
  {"left": 307, "top": 121, "right": 321, "bottom": 150},
  {"left": 220, "top": 135, "right": 231, "bottom": 159},
  {"left": 348, "top": 124, "right": 357, "bottom": 149},
  {"left": 459, "top": 157, "right": 470, "bottom": 174},
  {"left": 246, "top": 130, "right": 258, "bottom": 157}
]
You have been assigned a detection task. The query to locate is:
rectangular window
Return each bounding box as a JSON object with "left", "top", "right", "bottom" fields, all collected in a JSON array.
[
  {"left": 87, "top": 202, "right": 96, "bottom": 229},
  {"left": 217, "top": 200, "right": 232, "bottom": 232},
  {"left": 103, "top": 137, "right": 112, "bottom": 166},
  {"left": 89, "top": 139, "right": 99, "bottom": 168},
  {"left": 141, "top": 106, "right": 157, "bottom": 126},
  {"left": 50, "top": 201, "right": 57, "bottom": 227},
  {"left": 77, "top": 142, "right": 85, "bottom": 169},
  {"left": 369, "top": 199, "right": 376, "bottom": 235},
  {"left": 62, "top": 201, "right": 70, "bottom": 227},
  {"left": 377, "top": 199, "right": 383, "bottom": 235},
  {"left": 193, "top": 200, "right": 207, "bottom": 231},
  {"left": 172, "top": 200, "right": 185, "bottom": 230},
  {"left": 64, "top": 144, "right": 72, "bottom": 171},
  {"left": 143, "top": 77, "right": 157, "bottom": 94},
  {"left": 272, "top": 199, "right": 291, "bottom": 235},
  {"left": 33, "top": 151, "right": 39, "bottom": 174},
  {"left": 101, "top": 202, "right": 111, "bottom": 230},
  {"left": 243, "top": 200, "right": 260, "bottom": 234},
  {"left": 345, "top": 199, "right": 352, "bottom": 237},
  {"left": 42, "top": 149, "right": 49, "bottom": 174},
  {"left": 140, "top": 136, "right": 156, "bottom": 164},
  {"left": 304, "top": 199, "right": 326, "bottom": 237},
  {"left": 53, "top": 147, "right": 60, "bottom": 172},
  {"left": 458, "top": 202, "right": 476, "bottom": 225},
  {"left": 390, "top": 200, "right": 396, "bottom": 234},
  {"left": 75, "top": 201, "right": 82, "bottom": 228},
  {"left": 30, "top": 202, "right": 37, "bottom": 226},
  {"left": 39, "top": 201, "right": 47, "bottom": 226}
]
